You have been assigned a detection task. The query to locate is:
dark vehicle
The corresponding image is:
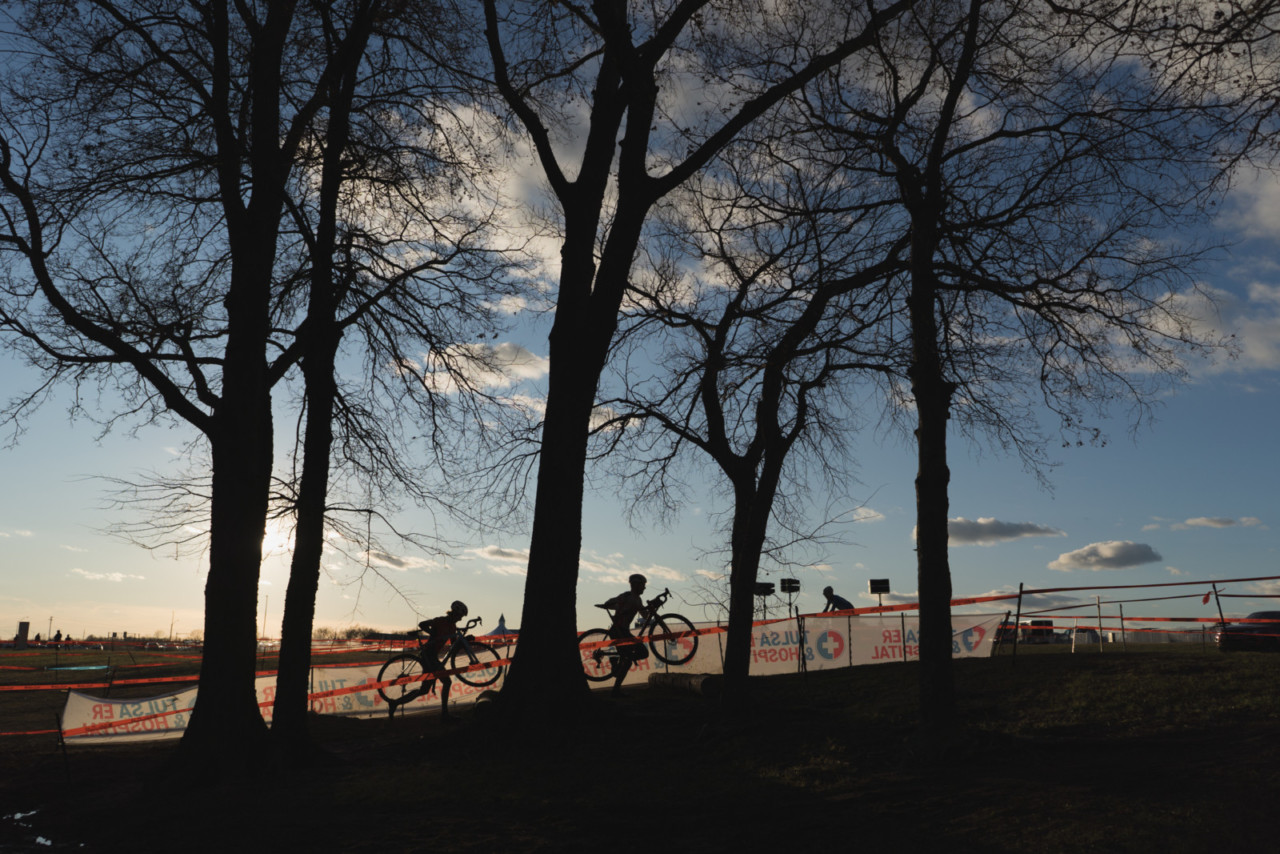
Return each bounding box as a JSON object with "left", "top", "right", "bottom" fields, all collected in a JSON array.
[
  {"left": 992, "top": 619, "right": 1056, "bottom": 646},
  {"left": 1213, "top": 611, "right": 1280, "bottom": 651},
  {"left": 1022, "top": 620, "right": 1054, "bottom": 644}
]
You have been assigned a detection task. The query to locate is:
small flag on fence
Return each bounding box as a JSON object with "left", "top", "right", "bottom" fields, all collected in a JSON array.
[{"left": 1203, "top": 591, "right": 1212, "bottom": 605}]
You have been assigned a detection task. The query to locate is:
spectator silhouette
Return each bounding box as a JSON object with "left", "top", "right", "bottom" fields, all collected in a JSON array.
[{"left": 822, "top": 586, "right": 854, "bottom": 613}]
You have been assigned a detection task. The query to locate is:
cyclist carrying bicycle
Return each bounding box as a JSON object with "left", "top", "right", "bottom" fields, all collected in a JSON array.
[
  {"left": 387, "top": 599, "right": 468, "bottom": 721},
  {"left": 601, "top": 574, "right": 651, "bottom": 696}
]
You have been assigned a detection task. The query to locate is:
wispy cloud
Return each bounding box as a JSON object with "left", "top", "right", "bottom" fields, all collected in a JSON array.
[
  {"left": 1172, "top": 516, "right": 1263, "bottom": 530},
  {"left": 403, "top": 341, "right": 551, "bottom": 396},
  {"left": 1048, "top": 541, "right": 1162, "bottom": 572},
  {"left": 957, "top": 588, "right": 1083, "bottom": 612},
  {"left": 71, "top": 568, "right": 145, "bottom": 582},
  {"left": 942, "top": 517, "right": 1067, "bottom": 546},
  {"left": 463, "top": 543, "right": 690, "bottom": 586},
  {"left": 463, "top": 544, "right": 530, "bottom": 577},
  {"left": 365, "top": 551, "right": 446, "bottom": 573},
  {"left": 844, "top": 507, "right": 885, "bottom": 524}
]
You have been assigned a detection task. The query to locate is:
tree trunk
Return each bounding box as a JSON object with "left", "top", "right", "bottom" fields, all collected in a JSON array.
[
  {"left": 498, "top": 191, "right": 645, "bottom": 715},
  {"left": 909, "top": 275, "right": 956, "bottom": 730},
  {"left": 500, "top": 327, "right": 599, "bottom": 710},
  {"left": 268, "top": 6, "right": 371, "bottom": 752},
  {"left": 176, "top": 365, "right": 274, "bottom": 774},
  {"left": 271, "top": 342, "right": 338, "bottom": 750},
  {"left": 720, "top": 471, "right": 780, "bottom": 703}
]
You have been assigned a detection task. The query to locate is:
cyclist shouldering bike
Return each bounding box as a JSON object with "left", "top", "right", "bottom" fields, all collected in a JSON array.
[
  {"left": 602, "top": 574, "right": 651, "bottom": 695},
  {"left": 392, "top": 599, "right": 468, "bottom": 721}
]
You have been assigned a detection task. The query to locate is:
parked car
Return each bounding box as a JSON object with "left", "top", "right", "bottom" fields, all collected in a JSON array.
[{"left": 1213, "top": 611, "right": 1280, "bottom": 651}]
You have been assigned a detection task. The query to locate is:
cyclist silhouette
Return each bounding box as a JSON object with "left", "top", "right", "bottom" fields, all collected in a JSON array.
[
  {"left": 387, "top": 600, "right": 468, "bottom": 721},
  {"left": 603, "top": 573, "right": 651, "bottom": 696}
]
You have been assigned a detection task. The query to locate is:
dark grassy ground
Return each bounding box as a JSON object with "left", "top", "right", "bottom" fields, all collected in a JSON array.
[{"left": 3, "top": 644, "right": 1279, "bottom": 852}]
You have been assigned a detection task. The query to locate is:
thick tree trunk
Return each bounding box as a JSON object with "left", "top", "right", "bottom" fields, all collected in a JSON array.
[
  {"left": 176, "top": 377, "right": 274, "bottom": 774},
  {"left": 271, "top": 345, "right": 338, "bottom": 749},
  {"left": 500, "top": 333, "right": 598, "bottom": 710},
  {"left": 720, "top": 477, "right": 776, "bottom": 703},
  {"left": 909, "top": 274, "right": 956, "bottom": 730},
  {"left": 498, "top": 194, "right": 644, "bottom": 716},
  {"left": 268, "top": 8, "right": 369, "bottom": 749}
]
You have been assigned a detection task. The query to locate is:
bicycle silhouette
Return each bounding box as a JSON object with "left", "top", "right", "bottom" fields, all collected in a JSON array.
[
  {"left": 578, "top": 588, "right": 698, "bottom": 682},
  {"left": 377, "top": 616, "right": 504, "bottom": 709}
]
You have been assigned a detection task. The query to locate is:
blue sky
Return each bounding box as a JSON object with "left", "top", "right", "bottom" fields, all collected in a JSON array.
[{"left": 2, "top": 164, "right": 1279, "bottom": 643}]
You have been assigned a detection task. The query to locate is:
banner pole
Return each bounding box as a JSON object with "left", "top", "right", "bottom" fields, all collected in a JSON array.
[
  {"left": 900, "top": 612, "right": 908, "bottom": 662},
  {"left": 1120, "top": 604, "right": 1127, "bottom": 652},
  {"left": 796, "top": 608, "right": 807, "bottom": 679},
  {"left": 1011, "top": 583, "right": 1024, "bottom": 666}
]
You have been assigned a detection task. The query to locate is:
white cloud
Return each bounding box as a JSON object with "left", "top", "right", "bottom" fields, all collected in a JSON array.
[
  {"left": 955, "top": 588, "right": 1081, "bottom": 612},
  {"left": 1184, "top": 277, "right": 1280, "bottom": 376},
  {"left": 857, "top": 589, "right": 917, "bottom": 606},
  {"left": 464, "top": 544, "right": 530, "bottom": 577},
  {"left": 1245, "top": 580, "right": 1280, "bottom": 597},
  {"left": 365, "top": 551, "right": 442, "bottom": 573},
  {"left": 71, "top": 569, "right": 145, "bottom": 582},
  {"left": 1177, "top": 517, "right": 1239, "bottom": 529},
  {"left": 486, "top": 295, "right": 531, "bottom": 315},
  {"left": 1220, "top": 168, "right": 1280, "bottom": 241},
  {"left": 1172, "top": 516, "right": 1264, "bottom": 530},
  {"left": 463, "top": 543, "right": 684, "bottom": 585},
  {"left": 406, "top": 341, "right": 550, "bottom": 395},
  {"left": 944, "top": 517, "right": 1067, "bottom": 546},
  {"left": 1048, "top": 540, "right": 1162, "bottom": 571},
  {"left": 845, "top": 507, "right": 885, "bottom": 524}
]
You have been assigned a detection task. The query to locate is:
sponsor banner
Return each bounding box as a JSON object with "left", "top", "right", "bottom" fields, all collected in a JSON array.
[
  {"left": 706, "top": 613, "right": 1004, "bottom": 675},
  {"left": 59, "top": 616, "right": 1000, "bottom": 742},
  {"left": 799, "top": 614, "right": 1002, "bottom": 670},
  {"left": 62, "top": 688, "right": 197, "bottom": 744},
  {"left": 60, "top": 658, "right": 512, "bottom": 743}
]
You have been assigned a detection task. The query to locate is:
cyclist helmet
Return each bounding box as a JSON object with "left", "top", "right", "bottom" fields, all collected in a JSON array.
[
  {"left": 629, "top": 573, "right": 647, "bottom": 586},
  {"left": 450, "top": 600, "right": 468, "bottom": 617}
]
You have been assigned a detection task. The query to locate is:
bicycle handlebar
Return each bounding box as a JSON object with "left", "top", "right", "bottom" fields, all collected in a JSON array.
[{"left": 415, "top": 615, "right": 483, "bottom": 637}]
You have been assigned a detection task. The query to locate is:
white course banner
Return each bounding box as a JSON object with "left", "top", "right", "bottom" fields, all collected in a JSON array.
[
  {"left": 60, "top": 613, "right": 1001, "bottom": 743},
  {"left": 695, "top": 612, "right": 1003, "bottom": 676},
  {"left": 60, "top": 659, "right": 511, "bottom": 744}
]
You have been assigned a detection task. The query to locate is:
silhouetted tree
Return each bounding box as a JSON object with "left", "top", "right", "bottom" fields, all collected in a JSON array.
[
  {"left": 0, "top": 0, "right": 448, "bottom": 773},
  {"left": 596, "top": 139, "right": 906, "bottom": 699},
  {"left": 481, "top": 0, "right": 916, "bottom": 716},
  {"left": 266, "top": 0, "right": 518, "bottom": 754},
  {"left": 802, "top": 0, "right": 1234, "bottom": 729}
]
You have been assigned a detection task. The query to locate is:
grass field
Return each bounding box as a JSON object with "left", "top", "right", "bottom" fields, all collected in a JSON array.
[{"left": 2, "top": 643, "right": 1279, "bottom": 852}]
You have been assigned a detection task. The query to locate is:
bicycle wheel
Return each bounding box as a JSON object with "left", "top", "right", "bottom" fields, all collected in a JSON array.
[
  {"left": 578, "top": 629, "right": 616, "bottom": 683},
  {"left": 648, "top": 614, "right": 698, "bottom": 665},
  {"left": 377, "top": 653, "right": 427, "bottom": 705},
  {"left": 450, "top": 641, "right": 504, "bottom": 688}
]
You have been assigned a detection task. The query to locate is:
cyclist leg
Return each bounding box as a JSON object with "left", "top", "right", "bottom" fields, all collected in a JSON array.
[{"left": 610, "top": 630, "right": 648, "bottom": 695}]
